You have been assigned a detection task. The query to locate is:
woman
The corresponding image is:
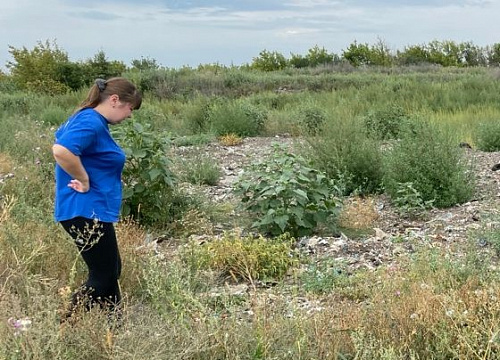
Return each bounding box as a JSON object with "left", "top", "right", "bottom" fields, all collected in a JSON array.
[{"left": 52, "top": 77, "right": 142, "bottom": 320}]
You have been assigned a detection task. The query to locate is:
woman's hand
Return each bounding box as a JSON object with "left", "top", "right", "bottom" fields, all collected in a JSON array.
[{"left": 68, "top": 179, "right": 90, "bottom": 193}]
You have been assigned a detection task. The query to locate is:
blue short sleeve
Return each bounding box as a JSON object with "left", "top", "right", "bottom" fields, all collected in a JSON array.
[{"left": 55, "top": 112, "right": 98, "bottom": 156}]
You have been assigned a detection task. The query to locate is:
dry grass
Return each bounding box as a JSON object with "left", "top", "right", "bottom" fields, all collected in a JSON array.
[
  {"left": 0, "top": 153, "right": 13, "bottom": 174},
  {"left": 338, "top": 196, "right": 380, "bottom": 230},
  {"left": 218, "top": 133, "right": 243, "bottom": 146}
]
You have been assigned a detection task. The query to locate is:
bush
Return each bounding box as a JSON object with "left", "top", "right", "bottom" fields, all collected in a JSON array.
[
  {"left": 295, "top": 105, "right": 327, "bottom": 135},
  {"left": 132, "top": 103, "right": 169, "bottom": 131},
  {"left": 474, "top": 119, "right": 500, "bottom": 151},
  {"left": 218, "top": 133, "right": 243, "bottom": 146},
  {"left": 234, "top": 144, "right": 340, "bottom": 237},
  {"left": 112, "top": 120, "right": 176, "bottom": 225},
  {"left": 39, "top": 105, "right": 69, "bottom": 126},
  {"left": 304, "top": 117, "right": 384, "bottom": 195},
  {"left": 208, "top": 100, "right": 266, "bottom": 137},
  {"left": 383, "top": 121, "right": 475, "bottom": 208},
  {"left": 0, "top": 93, "right": 34, "bottom": 116},
  {"left": 363, "top": 104, "right": 413, "bottom": 140}
]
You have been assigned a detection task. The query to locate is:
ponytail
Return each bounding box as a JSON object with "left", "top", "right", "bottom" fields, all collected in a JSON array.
[{"left": 75, "top": 77, "right": 142, "bottom": 113}]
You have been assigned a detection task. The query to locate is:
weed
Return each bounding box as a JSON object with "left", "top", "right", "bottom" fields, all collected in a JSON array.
[
  {"left": 234, "top": 144, "right": 340, "bottom": 237},
  {"left": 180, "top": 155, "right": 221, "bottom": 186},
  {"left": 392, "top": 182, "right": 435, "bottom": 218}
]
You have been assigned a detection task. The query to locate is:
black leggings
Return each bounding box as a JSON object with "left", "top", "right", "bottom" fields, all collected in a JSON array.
[{"left": 60, "top": 217, "right": 121, "bottom": 313}]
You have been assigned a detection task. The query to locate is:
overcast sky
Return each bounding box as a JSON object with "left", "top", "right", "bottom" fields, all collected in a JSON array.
[{"left": 1, "top": 0, "right": 499, "bottom": 70}]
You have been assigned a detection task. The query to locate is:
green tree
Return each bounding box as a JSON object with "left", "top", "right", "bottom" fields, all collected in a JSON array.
[
  {"left": 396, "top": 44, "right": 430, "bottom": 65},
  {"left": 342, "top": 41, "right": 372, "bottom": 66},
  {"left": 289, "top": 53, "right": 309, "bottom": 68},
  {"left": 370, "top": 38, "right": 393, "bottom": 66},
  {"left": 426, "top": 40, "right": 461, "bottom": 67},
  {"left": 305, "top": 45, "right": 336, "bottom": 67},
  {"left": 251, "top": 50, "right": 288, "bottom": 71},
  {"left": 459, "top": 41, "right": 487, "bottom": 66},
  {"left": 7, "top": 40, "right": 71, "bottom": 94},
  {"left": 130, "top": 56, "right": 160, "bottom": 71},
  {"left": 85, "top": 50, "right": 126, "bottom": 79},
  {"left": 487, "top": 43, "right": 500, "bottom": 66}
]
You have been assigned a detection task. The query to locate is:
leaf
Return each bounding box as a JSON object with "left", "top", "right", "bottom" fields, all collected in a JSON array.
[
  {"left": 149, "top": 168, "right": 162, "bottom": 180},
  {"left": 122, "top": 187, "right": 134, "bottom": 199},
  {"left": 133, "top": 122, "right": 144, "bottom": 133},
  {"left": 132, "top": 148, "right": 147, "bottom": 158},
  {"left": 273, "top": 215, "right": 289, "bottom": 231},
  {"left": 134, "top": 184, "right": 146, "bottom": 193},
  {"left": 293, "top": 189, "right": 308, "bottom": 199}
]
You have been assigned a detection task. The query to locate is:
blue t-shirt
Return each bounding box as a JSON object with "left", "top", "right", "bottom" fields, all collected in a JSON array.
[{"left": 54, "top": 108, "right": 126, "bottom": 222}]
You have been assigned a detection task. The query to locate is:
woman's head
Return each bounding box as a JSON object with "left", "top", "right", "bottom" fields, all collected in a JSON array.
[{"left": 78, "top": 77, "right": 142, "bottom": 111}]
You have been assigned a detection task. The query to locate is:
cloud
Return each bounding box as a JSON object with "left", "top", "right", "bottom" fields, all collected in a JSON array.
[
  {"left": 67, "top": 10, "right": 122, "bottom": 21},
  {"left": 1, "top": 0, "right": 499, "bottom": 70}
]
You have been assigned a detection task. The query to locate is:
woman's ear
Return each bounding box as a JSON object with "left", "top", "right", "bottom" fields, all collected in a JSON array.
[{"left": 109, "top": 94, "right": 120, "bottom": 107}]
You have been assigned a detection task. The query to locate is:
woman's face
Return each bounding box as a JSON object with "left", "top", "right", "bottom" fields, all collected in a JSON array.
[{"left": 107, "top": 101, "right": 134, "bottom": 125}]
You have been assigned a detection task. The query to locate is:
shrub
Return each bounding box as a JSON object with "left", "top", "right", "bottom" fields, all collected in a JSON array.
[
  {"left": 180, "top": 155, "right": 221, "bottom": 186},
  {"left": 474, "top": 119, "right": 500, "bottom": 151},
  {"left": 234, "top": 144, "right": 340, "bottom": 237},
  {"left": 383, "top": 121, "right": 475, "bottom": 208},
  {"left": 363, "top": 104, "right": 413, "bottom": 140},
  {"left": 132, "top": 103, "right": 169, "bottom": 131},
  {"left": 0, "top": 93, "right": 34, "bottom": 116},
  {"left": 182, "top": 96, "right": 213, "bottom": 134},
  {"left": 112, "top": 120, "right": 176, "bottom": 225},
  {"left": 304, "top": 117, "right": 384, "bottom": 195},
  {"left": 39, "top": 105, "right": 69, "bottom": 126},
  {"left": 295, "top": 105, "right": 327, "bottom": 135},
  {"left": 208, "top": 100, "right": 266, "bottom": 137},
  {"left": 251, "top": 50, "right": 288, "bottom": 71},
  {"left": 183, "top": 232, "right": 298, "bottom": 283}
]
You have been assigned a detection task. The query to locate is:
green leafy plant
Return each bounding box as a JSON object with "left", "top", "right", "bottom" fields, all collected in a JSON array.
[
  {"left": 234, "top": 144, "right": 340, "bottom": 237},
  {"left": 304, "top": 117, "right": 384, "bottom": 195},
  {"left": 112, "top": 120, "right": 176, "bottom": 225},
  {"left": 392, "top": 182, "right": 435, "bottom": 218}
]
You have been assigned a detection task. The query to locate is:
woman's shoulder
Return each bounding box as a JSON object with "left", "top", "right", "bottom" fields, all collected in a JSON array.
[{"left": 63, "top": 108, "right": 106, "bottom": 131}]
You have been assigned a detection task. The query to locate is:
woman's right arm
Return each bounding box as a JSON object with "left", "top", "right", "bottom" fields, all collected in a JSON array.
[{"left": 52, "top": 144, "right": 90, "bottom": 193}]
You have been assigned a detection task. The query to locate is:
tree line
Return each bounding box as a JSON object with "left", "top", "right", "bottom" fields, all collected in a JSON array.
[{"left": 1, "top": 39, "right": 500, "bottom": 95}]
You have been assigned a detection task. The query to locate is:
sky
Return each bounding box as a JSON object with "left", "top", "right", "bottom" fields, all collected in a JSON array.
[{"left": 1, "top": 0, "right": 499, "bottom": 70}]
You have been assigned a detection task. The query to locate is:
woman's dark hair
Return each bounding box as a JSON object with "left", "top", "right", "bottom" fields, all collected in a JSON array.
[{"left": 77, "top": 77, "right": 142, "bottom": 112}]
